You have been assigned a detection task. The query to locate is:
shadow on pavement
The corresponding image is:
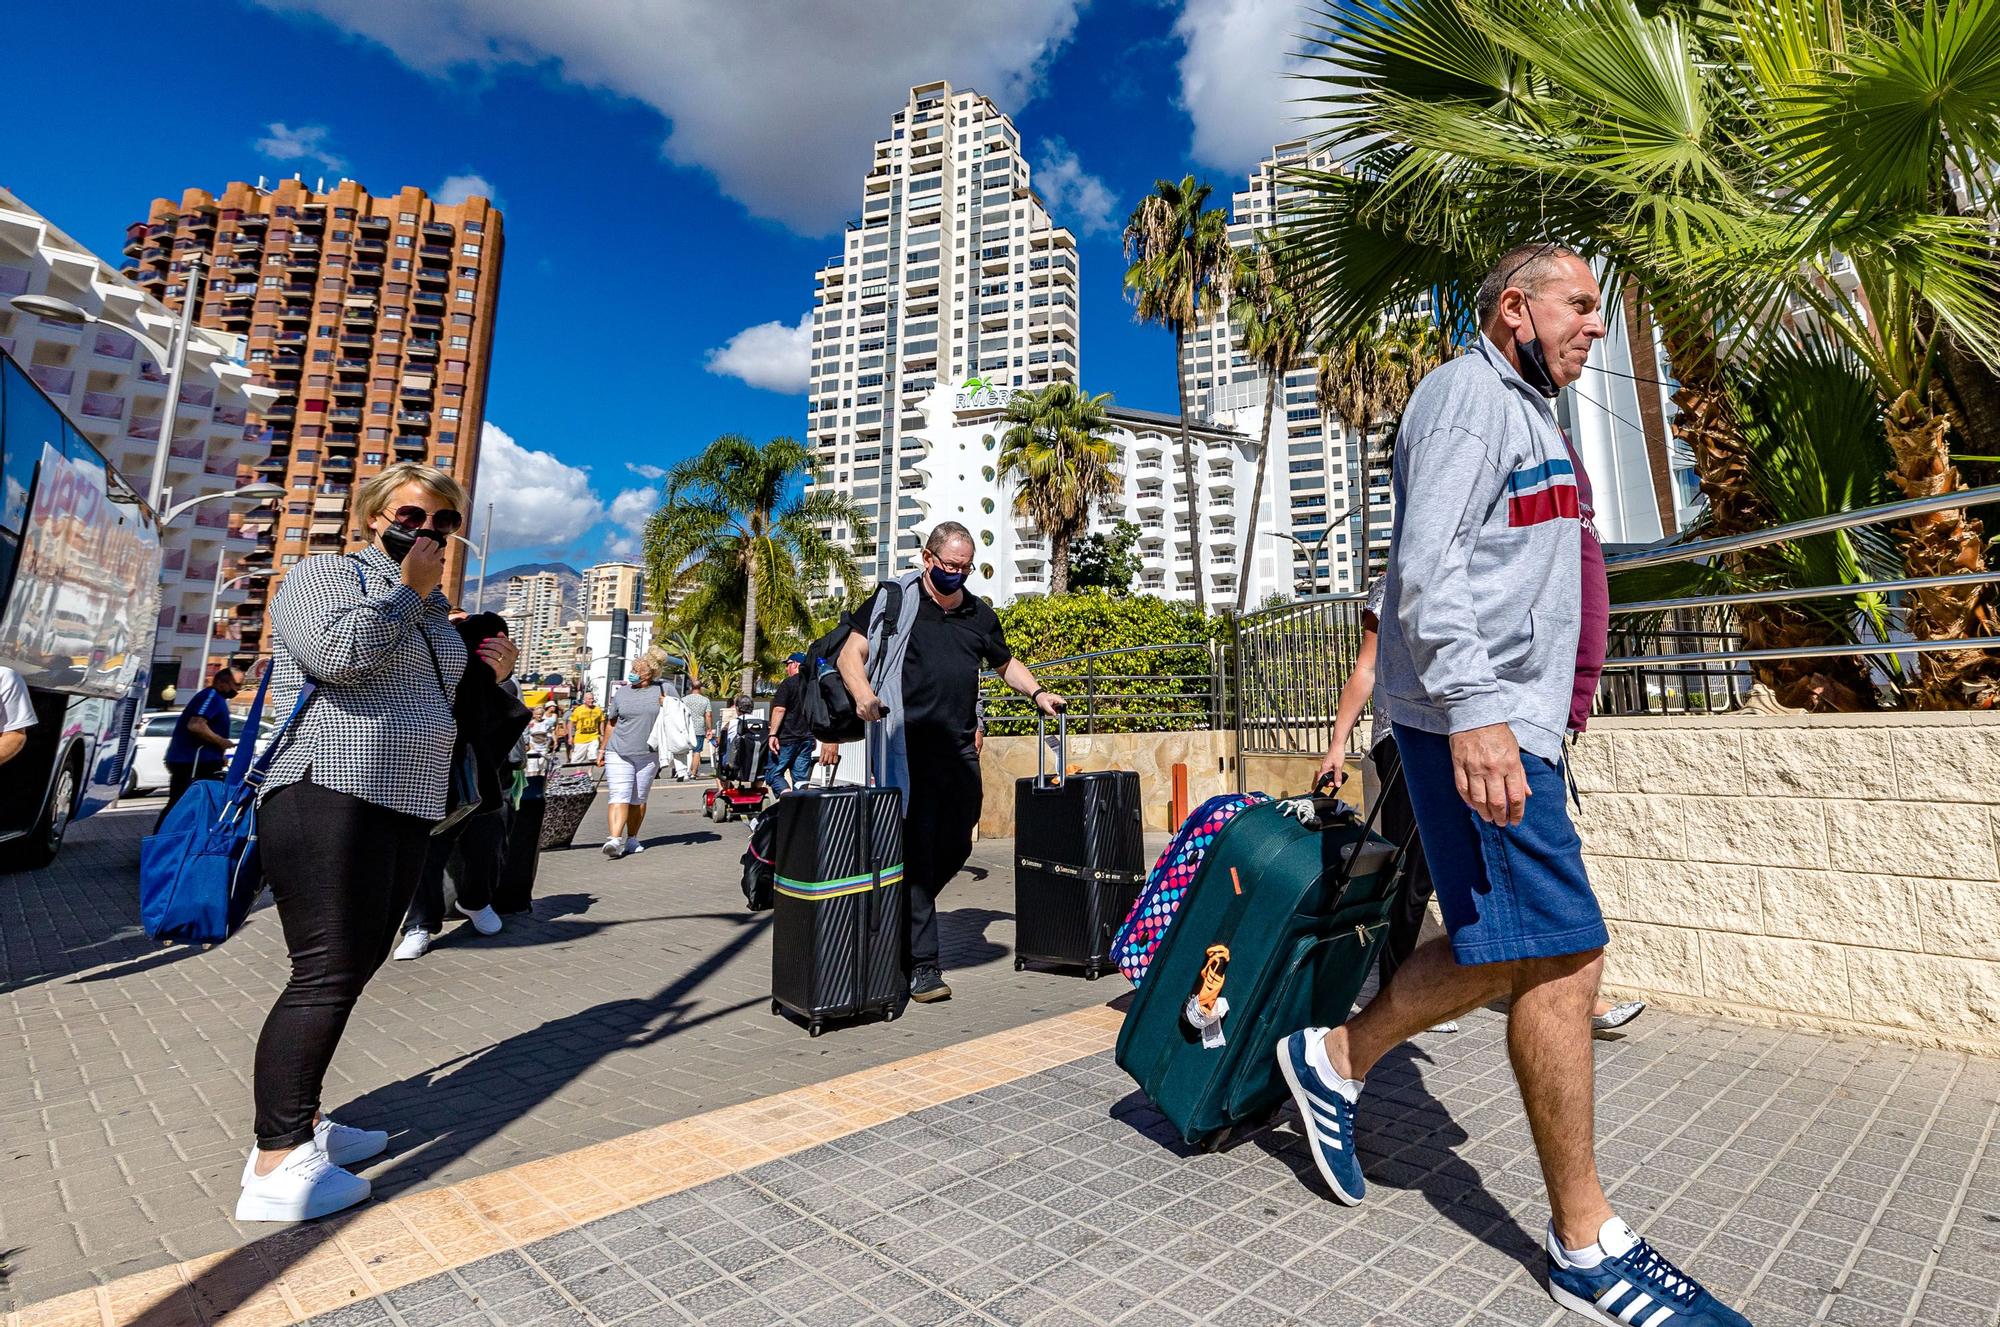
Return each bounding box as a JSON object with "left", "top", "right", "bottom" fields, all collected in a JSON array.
[
  {"left": 124, "top": 908, "right": 775, "bottom": 1327},
  {"left": 937, "top": 906, "right": 1012, "bottom": 971},
  {"left": 424, "top": 893, "right": 756, "bottom": 953}
]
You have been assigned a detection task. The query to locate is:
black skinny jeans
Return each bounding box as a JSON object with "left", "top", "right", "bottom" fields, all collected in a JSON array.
[
  {"left": 903, "top": 737, "right": 984, "bottom": 971},
  {"left": 253, "top": 777, "right": 433, "bottom": 1149}
]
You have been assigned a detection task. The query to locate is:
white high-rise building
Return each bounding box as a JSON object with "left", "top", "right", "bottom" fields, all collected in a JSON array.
[
  {"left": 0, "top": 188, "right": 277, "bottom": 692},
  {"left": 1191, "top": 140, "right": 1691, "bottom": 601},
  {"left": 502, "top": 571, "right": 566, "bottom": 679},
  {"left": 582, "top": 560, "right": 645, "bottom": 616},
  {"left": 809, "top": 80, "right": 1082, "bottom": 584}
]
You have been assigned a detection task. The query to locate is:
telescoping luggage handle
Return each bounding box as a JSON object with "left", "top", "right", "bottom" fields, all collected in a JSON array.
[
  {"left": 1033, "top": 709, "right": 1068, "bottom": 791},
  {"left": 1305, "top": 760, "right": 1423, "bottom": 899}
]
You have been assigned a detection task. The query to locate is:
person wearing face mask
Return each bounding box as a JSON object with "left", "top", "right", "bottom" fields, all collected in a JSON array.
[
  {"left": 235, "top": 462, "right": 517, "bottom": 1223},
  {"left": 1274, "top": 247, "right": 1752, "bottom": 1327},
  {"left": 838, "top": 522, "right": 1064, "bottom": 1005},
  {"left": 598, "top": 649, "right": 667, "bottom": 858}
]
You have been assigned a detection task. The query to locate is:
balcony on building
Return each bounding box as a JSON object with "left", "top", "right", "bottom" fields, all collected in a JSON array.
[
  {"left": 411, "top": 290, "right": 445, "bottom": 311},
  {"left": 227, "top": 253, "right": 259, "bottom": 278},
  {"left": 289, "top": 235, "right": 319, "bottom": 257},
  {"left": 418, "top": 244, "right": 452, "bottom": 267},
  {"left": 327, "top": 406, "right": 363, "bottom": 424},
  {"left": 353, "top": 236, "right": 385, "bottom": 257},
  {"left": 408, "top": 313, "right": 443, "bottom": 331},
  {"left": 399, "top": 377, "right": 433, "bottom": 400},
  {"left": 421, "top": 220, "right": 455, "bottom": 240},
  {"left": 338, "top": 330, "right": 372, "bottom": 350},
  {"left": 122, "top": 223, "right": 146, "bottom": 258},
  {"left": 229, "top": 233, "right": 261, "bottom": 255},
  {"left": 277, "top": 303, "right": 310, "bottom": 326},
  {"left": 405, "top": 338, "right": 439, "bottom": 360},
  {"left": 394, "top": 434, "right": 428, "bottom": 456},
  {"left": 340, "top": 302, "right": 375, "bottom": 326},
  {"left": 357, "top": 214, "right": 388, "bottom": 234},
  {"left": 350, "top": 261, "right": 383, "bottom": 283},
  {"left": 323, "top": 430, "right": 359, "bottom": 452},
  {"left": 331, "top": 379, "right": 364, "bottom": 400},
  {"left": 308, "top": 531, "right": 345, "bottom": 549},
  {"left": 415, "top": 265, "right": 448, "bottom": 289},
  {"left": 323, "top": 455, "right": 356, "bottom": 475},
  {"left": 263, "top": 401, "right": 296, "bottom": 422},
  {"left": 294, "top": 207, "right": 324, "bottom": 231},
  {"left": 396, "top": 411, "right": 431, "bottom": 430},
  {"left": 335, "top": 355, "right": 368, "bottom": 377},
  {"left": 184, "top": 212, "right": 215, "bottom": 236},
  {"left": 269, "top": 350, "right": 303, "bottom": 374}
]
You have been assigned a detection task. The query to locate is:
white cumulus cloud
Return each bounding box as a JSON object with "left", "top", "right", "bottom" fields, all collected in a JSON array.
[
  {"left": 248, "top": 0, "right": 1085, "bottom": 232},
  {"left": 1033, "top": 137, "right": 1117, "bottom": 235},
  {"left": 625, "top": 462, "right": 668, "bottom": 480},
  {"left": 254, "top": 122, "right": 345, "bottom": 172},
  {"left": 1173, "top": 0, "right": 1315, "bottom": 172},
  {"left": 435, "top": 171, "right": 497, "bottom": 206},
  {"left": 472, "top": 420, "right": 605, "bottom": 549},
  {"left": 704, "top": 315, "right": 811, "bottom": 394},
  {"left": 602, "top": 486, "right": 660, "bottom": 558}
]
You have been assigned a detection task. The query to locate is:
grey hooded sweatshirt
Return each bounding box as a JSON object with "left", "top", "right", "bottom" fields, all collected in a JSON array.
[{"left": 1376, "top": 335, "right": 1583, "bottom": 763}]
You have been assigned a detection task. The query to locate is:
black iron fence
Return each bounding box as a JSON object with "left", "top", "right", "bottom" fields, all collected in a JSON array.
[{"left": 980, "top": 642, "right": 1232, "bottom": 737}]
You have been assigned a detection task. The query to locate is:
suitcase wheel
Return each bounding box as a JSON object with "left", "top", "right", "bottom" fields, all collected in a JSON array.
[
  {"left": 1013, "top": 957, "right": 1027, "bottom": 972},
  {"left": 1084, "top": 966, "right": 1101, "bottom": 982},
  {"left": 808, "top": 1022, "right": 824, "bottom": 1038},
  {"left": 881, "top": 1002, "right": 898, "bottom": 1022},
  {"left": 1198, "top": 1125, "right": 1233, "bottom": 1153},
  {"left": 770, "top": 999, "right": 782, "bottom": 1016}
]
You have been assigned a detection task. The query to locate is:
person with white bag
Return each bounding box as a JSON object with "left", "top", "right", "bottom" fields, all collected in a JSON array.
[
  {"left": 650, "top": 678, "right": 700, "bottom": 774},
  {"left": 599, "top": 649, "right": 667, "bottom": 858}
]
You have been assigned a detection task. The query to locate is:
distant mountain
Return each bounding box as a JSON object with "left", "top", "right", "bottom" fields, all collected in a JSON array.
[{"left": 465, "top": 561, "right": 583, "bottom": 616}]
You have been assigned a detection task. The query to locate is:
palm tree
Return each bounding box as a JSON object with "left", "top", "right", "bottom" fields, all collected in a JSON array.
[
  {"left": 995, "top": 382, "right": 1121, "bottom": 595},
  {"left": 1124, "top": 175, "right": 1233, "bottom": 611},
  {"left": 1229, "top": 233, "right": 1315, "bottom": 610},
  {"left": 642, "top": 433, "right": 868, "bottom": 698},
  {"left": 1316, "top": 317, "right": 1443, "bottom": 590},
  {"left": 1289, "top": 0, "right": 2000, "bottom": 705}
]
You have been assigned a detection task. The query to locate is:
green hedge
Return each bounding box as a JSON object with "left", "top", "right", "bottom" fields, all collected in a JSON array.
[{"left": 984, "top": 591, "right": 1225, "bottom": 734}]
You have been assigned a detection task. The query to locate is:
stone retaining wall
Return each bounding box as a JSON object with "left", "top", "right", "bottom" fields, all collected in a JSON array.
[{"left": 1571, "top": 712, "right": 2000, "bottom": 1055}]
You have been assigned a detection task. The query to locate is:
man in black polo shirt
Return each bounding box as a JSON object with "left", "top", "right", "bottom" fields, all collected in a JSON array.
[
  {"left": 765, "top": 653, "right": 817, "bottom": 793},
  {"left": 841, "top": 522, "right": 1065, "bottom": 1004}
]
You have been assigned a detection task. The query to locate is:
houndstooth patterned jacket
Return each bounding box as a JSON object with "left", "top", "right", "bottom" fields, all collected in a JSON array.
[{"left": 259, "top": 545, "right": 465, "bottom": 820}]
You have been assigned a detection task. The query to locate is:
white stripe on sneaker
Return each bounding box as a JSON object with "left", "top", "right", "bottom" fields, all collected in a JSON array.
[
  {"left": 1639, "top": 1305, "right": 1674, "bottom": 1327},
  {"left": 1597, "top": 1284, "right": 1628, "bottom": 1311},
  {"left": 1307, "top": 1102, "right": 1343, "bottom": 1134},
  {"left": 1617, "top": 1292, "right": 1654, "bottom": 1324}
]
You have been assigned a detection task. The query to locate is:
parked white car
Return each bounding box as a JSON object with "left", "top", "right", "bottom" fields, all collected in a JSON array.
[{"left": 127, "top": 710, "right": 276, "bottom": 795}]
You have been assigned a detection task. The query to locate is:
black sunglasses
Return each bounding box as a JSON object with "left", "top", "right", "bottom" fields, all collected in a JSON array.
[{"left": 389, "top": 504, "right": 463, "bottom": 536}]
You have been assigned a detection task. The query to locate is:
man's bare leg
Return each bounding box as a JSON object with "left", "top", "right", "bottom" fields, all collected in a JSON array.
[
  {"left": 1509, "top": 949, "right": 1614, "bottom": 1248},
  {"left": 1322, "top": 937, "right": 1514, "bottom": 1080}
]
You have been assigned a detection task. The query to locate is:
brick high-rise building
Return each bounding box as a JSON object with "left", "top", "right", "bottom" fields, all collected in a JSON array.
[{"left": 128, "top": 178, "right": 503, "bottom": 656}]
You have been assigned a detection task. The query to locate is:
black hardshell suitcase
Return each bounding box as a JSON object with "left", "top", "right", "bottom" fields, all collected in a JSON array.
[
  {"left": 492, "top": 773, "right": 546, "bottom": 914},
  {"left": 727, "top": 717, "right": 769, "bottom": 783},
  {"left": 1013, "top": 713, "right": 1145, "bottom": 980},
  {"left": 768, "top": 729, "right": 905, "bottom": 1036}
]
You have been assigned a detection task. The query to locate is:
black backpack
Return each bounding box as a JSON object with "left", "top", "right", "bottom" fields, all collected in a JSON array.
[{"left": 801, "top": 580, "right": 904, "bottom": 744}]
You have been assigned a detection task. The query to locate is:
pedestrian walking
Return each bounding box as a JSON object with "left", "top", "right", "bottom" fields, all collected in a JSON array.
[
  {"left": 600, "top": 650, "right": 666, "bottom": 858},
  {"left": 568, "top": 694, "right": 604, "bottom": 764},
  {"left": 671, "top": 677, "right": 710, "bottom": 781},
  {"left": 837, "top": 522, "right": 1064, "bottom": 1005},
  {"left": 394, "top": 615, "right": 531, "bottom": 961},
  {"left": 764, "top": 653, "right": 816, "bottom": 794},
  {"left": 1276, "top": 246, "right": 1743, "bottom": 1325},
  {"left": 156, "top": 665, "right": 241, "bottom": 828},
  {"left": 235, "top": 461, "right": 516, "bottom": 1223}
]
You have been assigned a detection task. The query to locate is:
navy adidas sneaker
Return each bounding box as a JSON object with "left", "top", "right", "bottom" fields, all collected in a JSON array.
[
  {"left": 1275, "top": 1028, "right": 1365, "bottom": 1205},
  {"left": 1547, "top": 1216, "right": 1752, "bottom": 1327}
]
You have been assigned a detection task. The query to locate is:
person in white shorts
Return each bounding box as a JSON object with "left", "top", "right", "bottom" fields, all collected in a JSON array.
[
  {"left": 599, "top": 652, "right": 666, "bottom": 857},
  {"left": 672, "top": 677, "right": 711, "bottom": 781}
]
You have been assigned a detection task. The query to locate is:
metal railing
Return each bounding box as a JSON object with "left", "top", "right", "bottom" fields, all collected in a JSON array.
[
  {"left": 1233, "top": 594, "right": 1370, "bottom": 756},
  {"left": 980, "top": 642, "right": 1231, "bottom": 737},
  {"left": 1601, "top": 482, "right": 2000, "bottom": 714}
]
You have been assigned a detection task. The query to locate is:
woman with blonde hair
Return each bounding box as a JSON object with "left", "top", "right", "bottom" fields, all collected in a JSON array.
[
  {"left": 598, "top": 645, "right": 669, "bottom": 857},
  {"left": 235, "top": 462, "right": 517, "bottom": 1222}
]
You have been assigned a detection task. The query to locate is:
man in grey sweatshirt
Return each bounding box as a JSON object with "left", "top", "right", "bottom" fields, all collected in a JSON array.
[{"left": 1276, "top": 246, "right": 1755, "bottom": 1326}]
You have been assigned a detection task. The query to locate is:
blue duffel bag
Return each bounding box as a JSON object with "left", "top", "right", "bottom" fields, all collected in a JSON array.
[{"left": 138, "top": 668, "right": 316, "bottom": 945}]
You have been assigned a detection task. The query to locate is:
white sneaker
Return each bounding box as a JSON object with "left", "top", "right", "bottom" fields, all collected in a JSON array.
[
  {"left": 235, "top": 1140, "right": 370, "bottom": 1222},
  {"left": 314, "top": 1116, "right": 387, "bottom": 1167},
  {"left": 454, "top": 903, "right": 502, "bottom": 936},
  {"left": 1593, "top": 999, "right": 1648, "bottom": 1032},
  {"left": 602, "top": 836, "right": 624, "bottom": 858},
  {"left": 392, "top": 929, "right": 432, "bottom": 961},
  {"left": 624, "top": 841, "right": 646, "bottom": 856}
]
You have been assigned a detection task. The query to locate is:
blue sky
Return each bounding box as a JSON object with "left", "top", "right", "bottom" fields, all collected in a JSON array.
[{"left": 2, "top": 0, "right": 1318, "bottom": 570}]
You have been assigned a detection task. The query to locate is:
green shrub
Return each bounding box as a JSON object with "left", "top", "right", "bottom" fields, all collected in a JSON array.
[{"left": 985, "top": 591, "right": 1224, "bottom": 734}]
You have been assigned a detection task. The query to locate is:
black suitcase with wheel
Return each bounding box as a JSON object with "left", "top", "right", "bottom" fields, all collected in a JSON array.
[
  {"left": 769, "top": 728, "right": 905, "bottom": 1036},
  {"left": 1013, "top": 713, "right": 1146, "bottom": 980},
  {"left": 726, "top": 717, "right": 769, "bottom": 783},
  {"left": 493, "top": 773, "right": 546, "bottom": 914}
]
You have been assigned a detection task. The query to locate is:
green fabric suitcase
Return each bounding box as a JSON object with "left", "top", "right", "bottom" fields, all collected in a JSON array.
[{"left": 1113, "top": 796, "right": 1404, "bottom": 1151}]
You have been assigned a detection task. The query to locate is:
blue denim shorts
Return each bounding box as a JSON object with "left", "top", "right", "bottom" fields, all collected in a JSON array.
[{"left": 1389, "top": 723, "right": 1608, "bottom": 965}]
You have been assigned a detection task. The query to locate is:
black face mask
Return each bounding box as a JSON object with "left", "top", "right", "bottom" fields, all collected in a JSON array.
[
  {"left": 379, "top": 524, "right": 442, "bottom": 563},
  {"left": 1517, "top": 309, "right": 1562, "bottom": 399}
]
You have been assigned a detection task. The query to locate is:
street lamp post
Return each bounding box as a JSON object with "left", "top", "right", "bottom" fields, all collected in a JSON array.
[
  {"left": 449, "top": 500, "right": 492, "bottom": 607},
  {"left": 1271, "top": 505, "right": 1352, "bottom": 597},
  {"left": 9, "top": 253, "right": 206, "bottom": 509},
  {"left": 205, "top": 568, "right": 276, "bottom": 668}
]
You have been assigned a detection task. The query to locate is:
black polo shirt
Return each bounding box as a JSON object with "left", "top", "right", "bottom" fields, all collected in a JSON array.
[
  {"left": 902, "top": 590, "right": 1012, "bottom": 749},
  {"left": 770, "top": 671, "right": 813, "bottom": 744}
]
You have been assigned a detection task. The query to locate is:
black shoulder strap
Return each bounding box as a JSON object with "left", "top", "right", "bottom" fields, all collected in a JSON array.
[{"left": 876, "top": 579, "right": 905, "bottom": 642}]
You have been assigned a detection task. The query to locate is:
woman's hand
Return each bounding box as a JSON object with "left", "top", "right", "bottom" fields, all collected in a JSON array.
[
  {"left": 400, "top": 535, "right": 445, "bottom": 597},
  {"left": 478, "top": 635, "right": 518, "bottom": 681}
]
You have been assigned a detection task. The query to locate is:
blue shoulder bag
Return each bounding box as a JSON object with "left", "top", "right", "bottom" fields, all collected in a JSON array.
[{"left": 138, "top": 665, "right": 318, "bottom": 945}]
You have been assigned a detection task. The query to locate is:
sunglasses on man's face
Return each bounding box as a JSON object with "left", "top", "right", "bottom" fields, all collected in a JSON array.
[{"left": 389, "top": 505, "right": 463, "bottom": 536}]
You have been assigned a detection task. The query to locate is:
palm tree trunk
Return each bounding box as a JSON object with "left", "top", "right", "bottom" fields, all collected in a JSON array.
[
  {"left": 1234, "top": 375, "right": 1278, "bottom": 612},
  {"left": 1884, "top": 388, "right": 2000, "bottom": 708},
  {"left": 1175, "top": 326, "right": 1204, "bottom": 613},
  {"left": 1051, "top": 525, "right": 1071, "bottom": 596},
  {"left": 739, "top": 549, "right": 759, "bottom": 701},
  {"left": 1621, "top": 279, "right": 1680, "bottom": 536}
]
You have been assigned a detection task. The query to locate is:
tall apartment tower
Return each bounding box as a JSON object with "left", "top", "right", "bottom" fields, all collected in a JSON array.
[
  {"left": 130, "top": 178, "right": 503, "bottom": 657},
  {"left": 1185, "top": 139, "right": 1386, "bottom": 598},
  {"left": 809, "top": 80, "right": 1081, "bottom": 581},
  {"left": 583, "top": 560, "right": 646, "bottom": 615},
  {"left": 502, "top": 570, "right": 566, "bottom": 679}
]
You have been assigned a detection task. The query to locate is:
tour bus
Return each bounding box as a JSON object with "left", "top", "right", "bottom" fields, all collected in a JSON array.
[{"left": 0, "top": 351, "right": 161, "bottom": 867}]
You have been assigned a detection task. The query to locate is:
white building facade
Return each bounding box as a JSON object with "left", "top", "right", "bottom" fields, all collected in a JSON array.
[
  {"left": 0, "top": 188, "right": 276, "bottom": 692},
  {"left": 899, "top": 380, "right": 1281, "bottom": 606},
  {"left": 808, "top": 81, "right": 1082, "bottom": 584},
  {"left": 582, "top": 560, "right": 645, "bottom": 616},
  {"left": 502, "top": 570, "right": 567, "bottom": 680},
  {"left": 582, "top": 613, "right": 654, "bottom": 705}
]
